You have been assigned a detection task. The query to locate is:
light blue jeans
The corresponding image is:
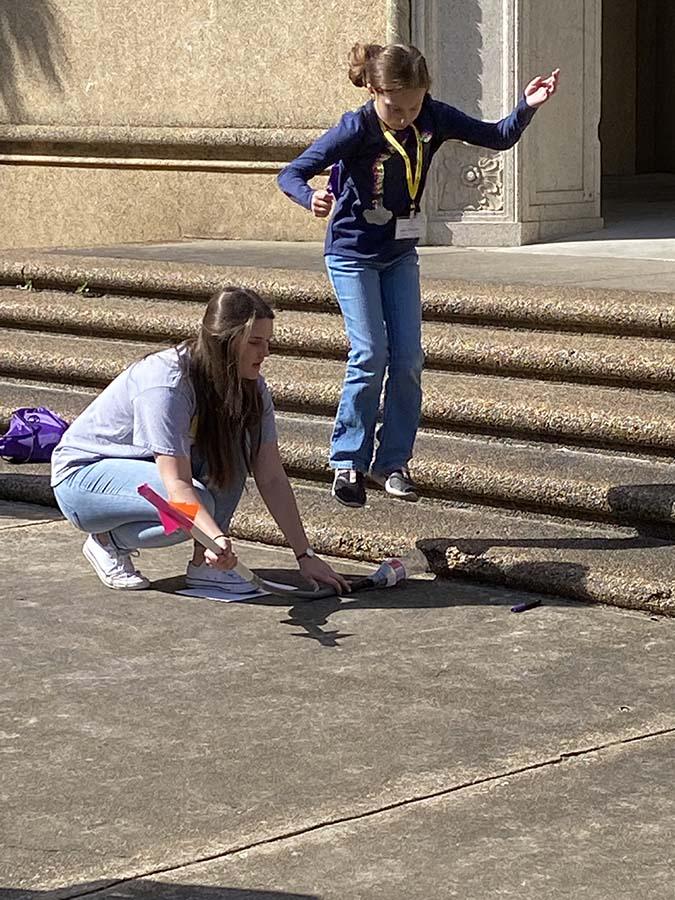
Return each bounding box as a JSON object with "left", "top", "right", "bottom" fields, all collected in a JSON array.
[
  {"left": 53, "top": 449, "right": 245, "bottom": 552},
  {"left": 325, "top": 251, "right": 424, "bottom": 475}
]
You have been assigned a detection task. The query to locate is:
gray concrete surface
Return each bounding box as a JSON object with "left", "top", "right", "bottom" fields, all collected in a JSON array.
[
  {"left": 43, "top": 200, "right": 675, "bottom": 293},
  {"left": 46, "top": 239, "right": 675, "bottom": 293},
  {"left": 82, "top": 735, "right": 675, "bottom": 900},
  {"left": 1, "top": 502, "right": 674, "bottom": 898}
]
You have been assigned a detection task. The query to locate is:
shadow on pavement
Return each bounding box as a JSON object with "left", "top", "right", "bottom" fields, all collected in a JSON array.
[{"left": 151, "top": 562, "right": 577, "bottom": 648}]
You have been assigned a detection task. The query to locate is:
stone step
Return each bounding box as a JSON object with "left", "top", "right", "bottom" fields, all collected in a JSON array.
[
  {"left": 3, "top": 251, "right": 675, "bottom": 337},
  {"left": 5, "top": 456, "right": 670, "bottom": 617},
  {"left": 4, "top": 329, "right": 675, "bottom": 453},
  {"left": 0, "top": 378, "right": 99, "bottom": 420},
  {"left": 0, "top": 287, "right": 203, "bottom": 343},
  {"left": 3, "top": 380, "right": 675, "bottom": 536},
  {"left": 273, "top": 412, "right": 675, "bottom": 536},
  {"left": 232, "top": 479, "right": 675, "bottom": 617},
  {"left": 3, "top": 288, "right": 675, "bottom": 390}
]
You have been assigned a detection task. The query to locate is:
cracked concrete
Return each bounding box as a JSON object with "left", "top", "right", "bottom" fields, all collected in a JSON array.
[
  {"left": 95, "top": 732, "right": 674, "bottom": 900},
  {"left": 27, "top": 730, "right": 672, "bottom": 900},
  {"left": 1, "top": 504, "right": 673, "bottom": 898}
]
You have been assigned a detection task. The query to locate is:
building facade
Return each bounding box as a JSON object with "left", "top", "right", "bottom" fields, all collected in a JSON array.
[{"left": 0, "top": 1, "right": 672, "bottom": 250}]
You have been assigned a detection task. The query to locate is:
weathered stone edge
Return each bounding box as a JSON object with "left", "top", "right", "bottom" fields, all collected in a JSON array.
[
  {"left": 2, "top": 465, "right": 672, "bottom": 616},
  {"left": 1, "top": 386, "right": 675, "bottom": 535},
  {"left": 3, "top": 252, "right": 675, "bottom": 335},
  {"left": 3, "top": 290, "right": 675, "bottom": 390}
]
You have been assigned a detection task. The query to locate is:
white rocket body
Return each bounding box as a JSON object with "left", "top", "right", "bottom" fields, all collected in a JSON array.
[{"left": 370, "top": 548, "right": 429, "bottom": 587}]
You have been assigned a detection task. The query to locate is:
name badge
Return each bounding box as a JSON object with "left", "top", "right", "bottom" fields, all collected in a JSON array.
[{"left": 395, "top": 214, "right": 424, "bottom": 240}]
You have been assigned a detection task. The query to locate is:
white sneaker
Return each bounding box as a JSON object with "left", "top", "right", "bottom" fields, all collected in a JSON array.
[
  {"left": 82, "top": 534, "right": 150, "bottom": 591},
  {"left": 186, "top": 562, "right": 259, "bottom": 595}
]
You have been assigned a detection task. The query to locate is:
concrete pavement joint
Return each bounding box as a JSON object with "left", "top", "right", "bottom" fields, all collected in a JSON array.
[
  {"left": 558, "top": 725, "right": 675, "bottom": 759},
  {"left": 43, "top": 725, "right": 675, "bottom": 900}
]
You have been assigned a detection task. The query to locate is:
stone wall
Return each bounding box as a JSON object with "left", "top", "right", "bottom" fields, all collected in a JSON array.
[
  {"left": 608, "top": 0, "right": 675, "bottom": 178},
  {"left": 654, "top": 3, "right": 675, "bottom": 173},
  {"left": 0, "top": 0, "right": 388, "bottom": 248},
  {"left": 0, "top": 0, "right": 611, "bottom": 250}
]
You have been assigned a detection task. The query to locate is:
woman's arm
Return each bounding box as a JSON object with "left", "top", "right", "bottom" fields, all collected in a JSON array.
[
  {"left": 253, "top": 441, "right": 350, "bottom": 593},
  {"left": 155, "top": 453, "right": 236, "bottom": 571}
]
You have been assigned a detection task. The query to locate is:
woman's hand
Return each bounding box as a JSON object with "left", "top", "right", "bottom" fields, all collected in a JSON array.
[
  {"left": 311, "top": 189, "right": 334, "bottom": 218},
  {"left": 524, "top": 69, "right": 560, "bottom": 108},
  {"left": 299, "top": 554, "right": 351, "bottom": 595},
  {"left": 205, "top": 535, "right": 238, "bottom": 571}
]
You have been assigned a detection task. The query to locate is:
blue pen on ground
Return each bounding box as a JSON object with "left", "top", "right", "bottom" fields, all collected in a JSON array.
[{"left": 511, "top": 598, "right": 542, "bottom": 613}]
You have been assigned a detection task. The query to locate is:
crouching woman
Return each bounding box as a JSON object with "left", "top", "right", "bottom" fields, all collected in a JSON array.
[{"left": 51, "top": 286, "right": 349, "bottom": 594}]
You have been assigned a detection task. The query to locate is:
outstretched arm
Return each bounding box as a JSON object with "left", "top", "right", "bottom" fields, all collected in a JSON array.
[
  {"left": 253, "top": 441, "right": 350, "bottom": 593},
  {"left": 434, "top": 68, "right": 560, "bottom": 151}
]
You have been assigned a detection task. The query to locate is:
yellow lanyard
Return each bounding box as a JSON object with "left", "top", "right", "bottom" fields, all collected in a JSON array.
[{"left": 379, "top": 119, "right": 423, "bottom": 208}]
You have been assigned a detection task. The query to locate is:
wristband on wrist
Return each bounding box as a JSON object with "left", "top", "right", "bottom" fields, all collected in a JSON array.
[
  {"left": 212, "top": 533, "right": 229, "bottom": 542},
  {"left": 296, "top": 547, "right": 316, "bottom": 562}
]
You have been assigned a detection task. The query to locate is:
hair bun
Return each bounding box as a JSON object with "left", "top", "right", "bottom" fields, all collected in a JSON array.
[{"left": 348, "top": 42, "right": 383, "bottom": 87}]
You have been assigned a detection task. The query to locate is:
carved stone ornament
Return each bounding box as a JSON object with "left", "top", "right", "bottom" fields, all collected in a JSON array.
[
  {"left": 461, "top": 157, "right": 504, "bottom": 210},
  {"left": 439, "top": 145, "right": 504, "bottom": 213}
]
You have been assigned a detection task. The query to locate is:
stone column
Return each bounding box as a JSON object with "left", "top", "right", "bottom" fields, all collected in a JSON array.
[{"left": 415, "top": 0, "right": 603, "bottom": 246}]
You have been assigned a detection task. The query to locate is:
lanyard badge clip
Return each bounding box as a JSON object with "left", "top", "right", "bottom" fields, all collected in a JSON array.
[{"left": 379, "top": 120, "right": 425, "bottom": 239}]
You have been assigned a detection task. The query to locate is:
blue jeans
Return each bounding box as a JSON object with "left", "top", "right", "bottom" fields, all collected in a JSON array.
[
  {"left": 326, "top": 251, "right": 424, "bottom": 474},
  {"left": 53, "top": 449, "right": 245, "bottom": 552}
]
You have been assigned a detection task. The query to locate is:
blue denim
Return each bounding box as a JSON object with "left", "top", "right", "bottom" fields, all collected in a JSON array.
[
  {"left": 52, "top": 449, "right": 245, "bottom": 552},
  {"left": 325, "top": 251, "right": 424, "bottom": 474}
]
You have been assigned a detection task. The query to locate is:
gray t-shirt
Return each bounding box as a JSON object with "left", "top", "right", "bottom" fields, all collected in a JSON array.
[{"left": 51, "top": 346, "right": 277, "bottom": 486}]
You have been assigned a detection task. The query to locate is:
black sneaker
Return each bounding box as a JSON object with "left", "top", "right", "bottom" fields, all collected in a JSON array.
[
  {"left": 372, "top": 467, "right": 419, "bottom": 502},
  {"left": 331, "top": 468, "right": 366, "bottom": 508}
]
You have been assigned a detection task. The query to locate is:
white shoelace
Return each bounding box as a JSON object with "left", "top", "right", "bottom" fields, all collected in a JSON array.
[{"left": 108, "top": 547, "right": 142, "bottom": 578}]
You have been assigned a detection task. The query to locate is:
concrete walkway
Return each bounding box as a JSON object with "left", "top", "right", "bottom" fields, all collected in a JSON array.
[
  {"left": 41, "top": 200, "right": 675, "bottom": 294},
  {"left": 1, "top": 501, "right": 673, "bottom": 899}
]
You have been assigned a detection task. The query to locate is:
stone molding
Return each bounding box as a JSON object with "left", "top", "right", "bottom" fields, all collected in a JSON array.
[
  {"left": 519, "top": 0, "right": 602, "bottom": 219},
  {"left": 0, "top": 124, "right": 326, "bottom": 171},
  {"left": 0, "top": 124, "right": 323, "bottom": 156},
  {"left": 414, "top": 0, "right": 518, "bottom": 243},
  {"left": 0, "top": 154, "right": 289, "bottom": 173}
]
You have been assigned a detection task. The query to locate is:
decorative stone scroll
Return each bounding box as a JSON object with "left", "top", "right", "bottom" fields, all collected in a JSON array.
[{"left": 438, "top": 143, "right": 504, "bottom": 213}]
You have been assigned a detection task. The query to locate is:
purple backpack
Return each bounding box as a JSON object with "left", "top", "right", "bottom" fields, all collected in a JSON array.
[{"left": 0, "top": 407, "right": 69, "bottom": 463}]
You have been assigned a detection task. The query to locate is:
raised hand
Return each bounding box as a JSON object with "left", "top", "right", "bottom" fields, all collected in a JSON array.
[{"left": 524, "top": 68, "right": 560, "bottom": 108}]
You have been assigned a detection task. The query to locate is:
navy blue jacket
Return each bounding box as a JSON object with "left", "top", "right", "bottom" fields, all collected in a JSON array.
[{"left": 278, "top": 94, "right": 536, "bottom": 261}]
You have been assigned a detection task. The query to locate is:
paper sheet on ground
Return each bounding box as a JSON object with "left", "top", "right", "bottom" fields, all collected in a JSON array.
[{"left": 177, "top": 580, "right": 299, "bottom": 603}]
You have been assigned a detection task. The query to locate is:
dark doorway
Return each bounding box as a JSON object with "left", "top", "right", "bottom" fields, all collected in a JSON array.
[{"left": 601, "top": 0, "right": 675, "bottom": 212}]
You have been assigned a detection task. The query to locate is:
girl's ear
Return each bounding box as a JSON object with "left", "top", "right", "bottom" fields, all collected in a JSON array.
[{"left": 366, "top": 82, "right": 376, "bottom": 98}]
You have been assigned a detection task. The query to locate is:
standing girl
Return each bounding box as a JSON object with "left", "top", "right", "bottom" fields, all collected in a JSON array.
[
  {"left": 51, "top": 287, "right": 349, "bottom": 595},
  {"left": 278, "top": 43, "right": 559, "bottom": 507}
]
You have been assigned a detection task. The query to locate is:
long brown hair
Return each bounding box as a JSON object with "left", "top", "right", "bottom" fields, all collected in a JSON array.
[
  {"left": 183, "top": 287, "right": 275, "bottom": 489},
  {"left": 348, "top": 42, "right": 431, "bottom": 92}
]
